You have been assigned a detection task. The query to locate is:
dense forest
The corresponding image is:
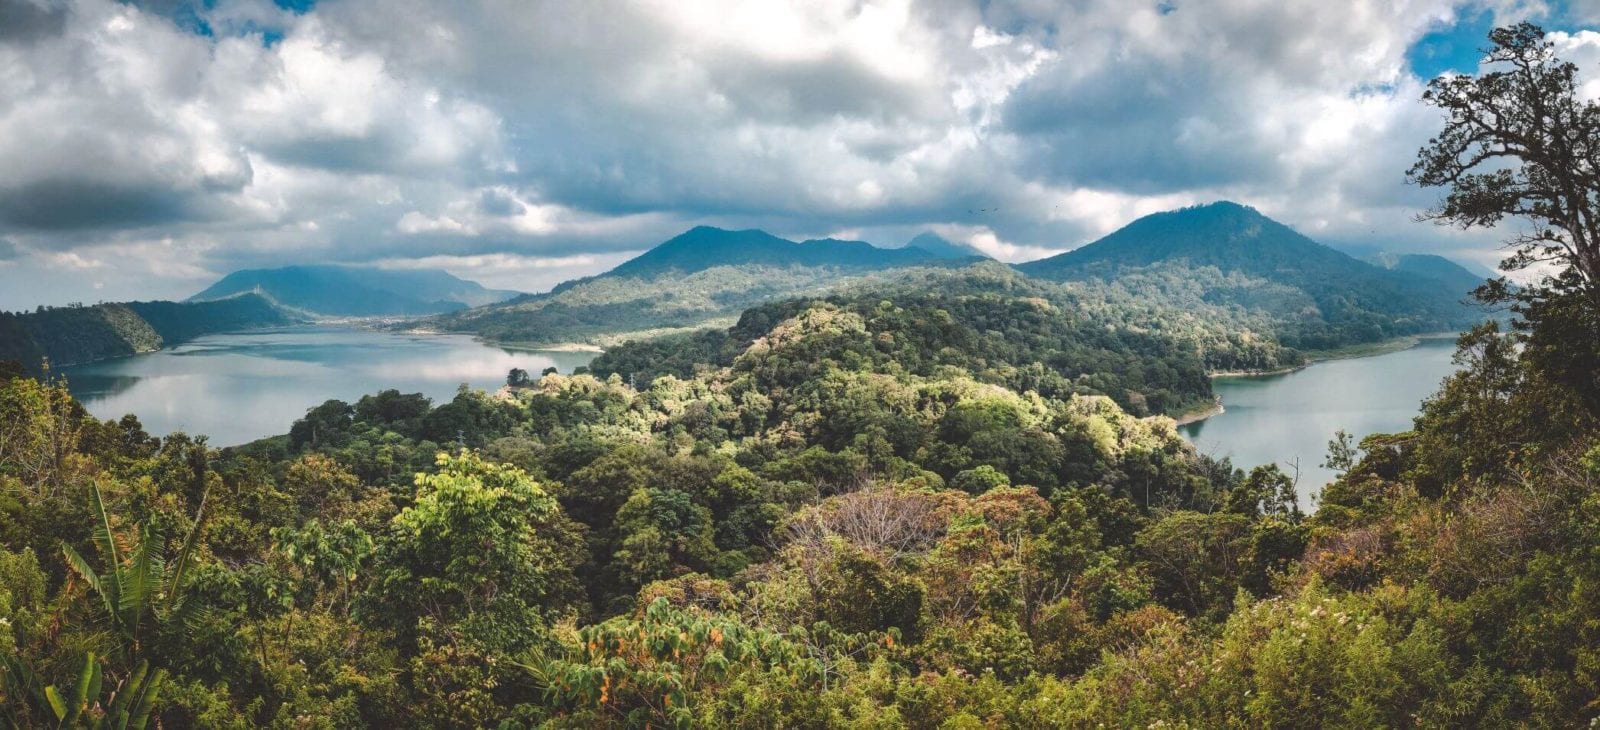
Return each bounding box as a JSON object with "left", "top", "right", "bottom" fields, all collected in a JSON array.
[
  {"left": 3, "top": 22, "right": 1599, "bottom": 729},
  {"left": 588, "top": 266, "right": 1222, "bottom": 417},
  {"left": 3, "top": 256, "right": 1598, "bottom": 725},
  {"left": 0, "top": 295, "right": 294, "bottom": 374}
]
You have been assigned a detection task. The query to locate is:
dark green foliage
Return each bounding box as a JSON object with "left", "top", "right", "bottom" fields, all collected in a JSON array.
[
  {"left": 1019, "top": 201, "right": 1485, "bottom": 352},
  {"left": 595, "top": 271, "right": 1216, "bottom": 416},
  {"left": 0, "top": 294, "right": 293, "bottom": 374}
]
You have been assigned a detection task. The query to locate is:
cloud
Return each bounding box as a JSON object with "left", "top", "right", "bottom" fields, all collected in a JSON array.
[
  {"left": 0, "top": 0, "right": 67, "bottom": 42},
  {"left": 0, "top": 0, "right": 1596, "bottom": 309}
]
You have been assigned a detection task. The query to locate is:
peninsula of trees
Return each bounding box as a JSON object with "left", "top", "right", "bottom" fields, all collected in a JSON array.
[{"left": 0, "top": 293, "right": 294, "bottom": 374}]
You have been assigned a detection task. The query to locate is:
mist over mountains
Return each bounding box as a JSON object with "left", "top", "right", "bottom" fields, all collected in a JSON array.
[{"left": 190, "top": 265, "right": 521, "bottom": 317}]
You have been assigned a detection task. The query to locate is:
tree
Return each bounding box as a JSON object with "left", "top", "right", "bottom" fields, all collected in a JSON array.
[
  {"left": 506, "top": 368, "right": 532, "bottom": 388},
  {"left": 361, "top": 450, "right": 575, "bottom": 653},
  {"left": 60, "top": 479, "right": 208, "bottom": 660},
  {"left": 1410, "top": 23, "right": 1600, "bottom": 296},
  {"left": 1410, "top": 22, "right": 1600, "bottom": 415},
  {"left": 289, "top": 399, "right": 355, "bottom": 450}
]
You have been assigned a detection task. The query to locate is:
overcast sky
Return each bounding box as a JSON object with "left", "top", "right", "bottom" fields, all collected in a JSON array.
[{"left": 3, "top": 0, "right": 1600, "bottom": 309}]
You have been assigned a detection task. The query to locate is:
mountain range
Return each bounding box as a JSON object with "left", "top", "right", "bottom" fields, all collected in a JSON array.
[
  {"left": 170, "top": 202, "right": 1488, "bottom": 364},
  {"left": 600, "top": 226, "right": 975, "bottom": 280},
  {"left": 1017, "top": 201, "right": 1485, "bottom": 351},
  {"left": 419, "top": 227, "right": 980, "bottom": 346},
  {"left": 190, "top": 265, "right": 521, "bottom": 317},
  {"left": 1364, "top": 252, "right": 1489, "bottom": 296},
  {"left": 416, "top": 201, "right": 1485, "bottom": 355}
]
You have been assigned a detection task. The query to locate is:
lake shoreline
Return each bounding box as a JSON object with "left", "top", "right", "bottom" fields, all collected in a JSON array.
[
  {"left": 62, "top": 328, "right": 600, "bottom": 448},
  {"left": 1186, "top": 332, "right": 1464, "bottom": 428},
  {"left": 1206, "top": 331, "right": 1462, "bottom": 381},
  {"left": 1177, "top": 336, "right": 1463, "bottom": 502},
  {"left": 1172, "top": 399, "right": 1225, "bottom": 426}
]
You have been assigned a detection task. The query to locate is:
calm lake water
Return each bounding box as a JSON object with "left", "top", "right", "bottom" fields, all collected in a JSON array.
[
  {"left": 1178, "top": 337, "right": 1461, "bottom": 506},
  {"left": 62, "top": 327, "right": 596, "bottom": 446}
]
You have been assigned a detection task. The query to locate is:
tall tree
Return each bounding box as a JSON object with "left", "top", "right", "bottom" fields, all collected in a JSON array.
[
  {"left": 1409, "top": 23, "right": 1600, "bottom": 298},
  {"left": 1411, "top": 22, "right": 1600, "bottom": 411}
]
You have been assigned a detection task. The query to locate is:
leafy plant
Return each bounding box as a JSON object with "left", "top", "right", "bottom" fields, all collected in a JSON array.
[
  {"left": 60, "top": 479, "right": 208, "bottom": 658},
  {"left": 3, "top": 652, "right": 163, "bottom": 730}
]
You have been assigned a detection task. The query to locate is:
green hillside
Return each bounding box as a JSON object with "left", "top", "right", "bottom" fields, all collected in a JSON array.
[
  {"left": 588, "top": 264, "right": 1283, "bottom": 417},
  {"left": 0, "top": 294, "right": 294, "bottom": 373},
  {"left": 1365, "top": 251, "right": 1488, "bottom": 296},
  {"left": 1018, "top": 202, "right": 1485, "bottom": 351},
  {"left": 419, "top": 226, "right": 969, "bottom": 346},
  {"left": 3, "top": 262, "right": 1595, "bottom": 725}
]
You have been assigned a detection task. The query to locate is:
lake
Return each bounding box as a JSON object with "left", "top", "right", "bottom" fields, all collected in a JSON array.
[
  {"left": 61, "top": 326, "right": 1463, "bottom": 497},
  {"left": 61, "top": 327, "right": 597, "bottom": 446},
  {"left": 1178, "top": 337, "right": 1461, "bottom": 506}
]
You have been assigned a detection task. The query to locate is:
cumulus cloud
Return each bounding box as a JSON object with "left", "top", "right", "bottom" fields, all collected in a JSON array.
[{"left": 0, "top": 0, "right": 1595, "bottom": 308}]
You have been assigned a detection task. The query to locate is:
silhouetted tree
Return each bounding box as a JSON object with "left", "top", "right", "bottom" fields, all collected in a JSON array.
[{"left": 1411, "top": 23, "right": 1600, "bottom": 297}]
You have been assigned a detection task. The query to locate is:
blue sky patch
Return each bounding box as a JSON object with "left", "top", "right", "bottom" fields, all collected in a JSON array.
[{"left": 1406, "top": 7, "right": 1496, "bottom": 79}]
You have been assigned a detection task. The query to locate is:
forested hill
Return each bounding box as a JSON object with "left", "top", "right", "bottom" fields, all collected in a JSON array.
[
  {"left": 589, "top": 267, "right": 1216, "bottom": 416},
  {"left": 191, "top": 265, "right": 520, "bottom": 317},
  {"left": 5, "top": 247, "right": 1597, "bottom": 724},
  {"left": 416, "top": 226, "right": 977, "bottom": 347},
  {"left": 1018, "top": 201, "right": 1484, "bottom": 350},
  {"left": 421, "top": 206, "right": 1484, "bottom": 359},
  {"left": 0, "top": 293, "right": 294, "bottom": 373},
  {"left": 1365, "top": 251, "right": 1489, "bottom": 295}
]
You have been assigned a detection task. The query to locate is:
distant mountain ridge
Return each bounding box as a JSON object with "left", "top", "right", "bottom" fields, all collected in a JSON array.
[
  {"left": 420, "top": 226, "right": 975, "bottom": 346},
  {"left": 601, "top": 226, "right": 943, "bottom": 280},
  {"left": 191, "top": 265, "right": 520, "bottom": 317},
  {"left": 0, "top": 293, "right": 295, "bottom": 373},
  {"left": 1018, "top": 201, "right": 1484, "bottom": 351},
  {"left": 906, "top": 232, "right": 991, "bottom": 260},
  {"left": 421, "top": 205, "right": 1489, "bottom": 359},
  {"left": 1364, "top": 252, "right": 1488, "bottom": 296}
]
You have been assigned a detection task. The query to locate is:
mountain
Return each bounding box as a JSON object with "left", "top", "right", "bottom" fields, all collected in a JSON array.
[
  {"left": 905, "top": 232, "right": 991, "bottom": 260},
  {"left": 1365, "top": 252, "right": 1488, "bottom": 297},
  {"left": 601, "top": 226, "right": 939, "bottom": 279},
  {"left": 418, "top": 226, "right": 968, "bottom": 347},
  {"left": 0, "top": 293, "right": 295, "bottom": 373},
  {"left": 1018, "top": 201, "right": 1484, "bottom": 351},
  {"left": 191, "top": 265, "right": 520, "bottom": 317}
]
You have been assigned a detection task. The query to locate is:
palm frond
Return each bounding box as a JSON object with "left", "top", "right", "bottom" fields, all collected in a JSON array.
[
  {"left": 87, "top": 479, "right": 121, "bottom": 573},
  {"left": 61, "top": 543, "right": 115, "bottom": 622},
  {"left": 165, "top": 485, "right": 209, "bottom": 613},
  {"left": 118, "top": 522, "right": 162, "bottom": 636}
]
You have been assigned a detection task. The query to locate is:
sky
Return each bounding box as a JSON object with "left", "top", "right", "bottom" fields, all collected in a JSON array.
[{"left": 4, "top": 0, "right": 1600, "bottom": 309}]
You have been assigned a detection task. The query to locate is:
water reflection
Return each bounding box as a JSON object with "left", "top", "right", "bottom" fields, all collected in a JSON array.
[{"left": 62, "top": 327, "right": 595, "bottom": 446}]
